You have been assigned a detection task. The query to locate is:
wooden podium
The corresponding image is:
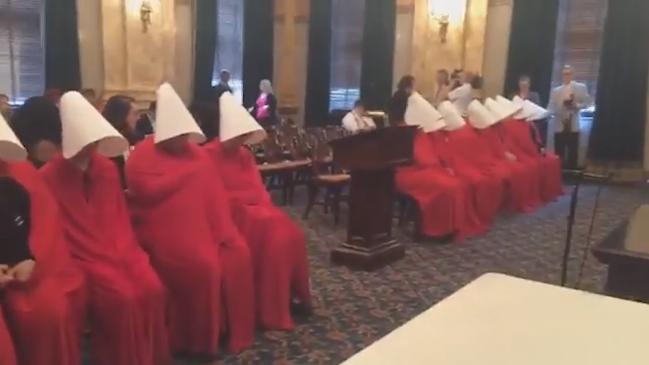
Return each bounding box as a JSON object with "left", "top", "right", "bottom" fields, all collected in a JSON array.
[{"left": 329, "top": 126, "right": 417, "bottom": 270}]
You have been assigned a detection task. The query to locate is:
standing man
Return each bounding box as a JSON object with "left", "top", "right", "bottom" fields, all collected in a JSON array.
[
  {"left": 213, "top": 69, "right": 233, "bottom": 98},
  {"left": 548, "top": 65, "right": 590, "bottom": 169}
]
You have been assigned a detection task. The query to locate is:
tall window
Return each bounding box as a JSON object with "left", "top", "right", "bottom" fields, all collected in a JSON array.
[
  {"left": 329, "top": 0, "right": 365, "bottom": 111},
  {"left": 0, "top": 0, "right": 45, "bottom": 104},
  {"left": 214, "top": 0, "right": 244, "bottom": 102},
  {"left": 551, "top": 0, "right": 607, "bottom": 102}
]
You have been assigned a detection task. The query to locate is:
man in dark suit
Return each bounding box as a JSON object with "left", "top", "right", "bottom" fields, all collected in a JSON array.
[
  {"left": 213, "top": 69, "right": 233, "bottom": 98},
  {"left": 513, "top": 75, "right": 546, "bottom": 146}
]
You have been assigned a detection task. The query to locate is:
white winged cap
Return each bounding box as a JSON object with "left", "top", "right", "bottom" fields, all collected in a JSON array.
[
  {"left": 154, "top": 83, "right": 206, "bottom": 144},
  {"left": 59, "top": 91, "right": 128, "bottom": 159},
  {"left": 467, "top": 100, "right": 498, "bottom": 129},
  {"left": 485, "top": 97, "right": 515, "bottom": 122},
  {"left": 404, "top": 92, "right": 446, "bottom": 132},
  {"left": 0, "top": 112, "right": 27, "bottom": 161},
  {"left": 438, "top": 101, "right": 466, "bottom": 131},
  {"left": 219, "top": 92, "right": 267, "bottom": 144}
]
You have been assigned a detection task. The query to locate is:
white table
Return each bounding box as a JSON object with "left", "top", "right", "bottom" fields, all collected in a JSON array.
[{"left": 341, "top": 273, "right": 649, "bottom": 365}]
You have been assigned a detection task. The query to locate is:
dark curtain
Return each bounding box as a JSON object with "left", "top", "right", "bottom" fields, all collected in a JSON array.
[
  {"left": 504, "top": 0, "right": 560, "bottom": 106},
  {"left": 360, "top": 0, "right": 396, "bottom": 111},
  {"left": 304, "top": 0, "right": 332, "bottom": 126},
  {"left": 44, "top": 0, "right": 81, "bottom": 91},
  {"left": 242, "top": 0, "right": 274, "bottom": 108},
  {"left": 193, "top": 0, "right": 218, "bottom": 102},
  {"left": 589, "top": 0, "right": 649, "bottom": 161}
]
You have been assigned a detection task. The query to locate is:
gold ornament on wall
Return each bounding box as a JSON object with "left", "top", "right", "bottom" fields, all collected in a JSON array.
[
  {"left": 428, "top": 0, "right": 467, "bottom": 43},
  {"left": 140, "top": 0, "right": 153, "bottom": 33}
]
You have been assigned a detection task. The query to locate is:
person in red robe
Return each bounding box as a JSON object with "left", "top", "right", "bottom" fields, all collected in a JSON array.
[
  {"left": 456, "top": 100, "right": 543, "bottom": 212},
  {"left": 0, "top": 113, "right": 87, "bottom": 365},
  {"left": 428, "top": 99, "right": 505, "bottom": 228},
  {"left": 392, "top": 83, "right": 486, "bottom": 240},
  {"left": 0, "top": 311, "right": 16, "bottom": 365},
  {"left": 199, "top": 92, "right": 312, "bottom": 330},
  {"left": 39, "top": 92, "right": 169, "bottom": 365},
  {"left": 126, "top": 83, "right": 255, "bottom": 355},
  {"left": 436, "top": 100, "right": 540, "bottom": 212},
  {"left": 503, "top": 96, "right": 563, "bottom": 202}
]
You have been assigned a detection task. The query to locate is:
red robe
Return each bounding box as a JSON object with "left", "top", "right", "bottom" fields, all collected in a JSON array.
[
  {"left": 1, "top": 161, "right": 87, "bottom": 365},
  {"left": 126, "top": 138, "right": 254, "bottom": 354},
  {"left": 40, "top": 154, "right": 169, "bottom": 365},
  {"left": 0, "top": 306, "right": 17, "bottom": 365},
  {"left": 430, "top": 127, "right": 504, "bottom": 227},
  {"left": 395, "top": 131, "right": 486, "bottom": 240},
  {"left": 500, "top": 119, "right": 563, "bottom": 202},
  {"left": 475, "top": 125, "right": 541, "bottom": 212},
  {"left": 203, "top": 141, "right": 311, "bottom": 330},
  {"left": 438, "top": 124, "right": 540, "bottom": 212}
]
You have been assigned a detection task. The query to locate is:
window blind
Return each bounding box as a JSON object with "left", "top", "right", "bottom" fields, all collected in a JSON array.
[{"left": 0, "top": 0, "right": 44, "bottom": 104}]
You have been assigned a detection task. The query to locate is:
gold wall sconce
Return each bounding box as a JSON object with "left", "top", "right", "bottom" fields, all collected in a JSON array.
[
  {"left": 428, "top": 0, "right": 467, "bottom": 44},
  {"left": 140, "top": 0, "right": 153, "bottom": 33}
]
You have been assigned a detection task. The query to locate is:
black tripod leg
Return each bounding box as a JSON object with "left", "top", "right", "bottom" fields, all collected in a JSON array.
[{"left": 562, "top": 174, "right": 583, "bottom": 287}]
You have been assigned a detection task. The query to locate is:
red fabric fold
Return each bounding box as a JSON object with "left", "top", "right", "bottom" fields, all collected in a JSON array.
[
  {"left": 395, "top": 131, "right": 486, "bottom": 240},
  {"left": 204, "top": 141, "right": 312, "bottom": 330},
  {"left": 431, "top": 127, "right": 505, "bottom": 227},
  {"left": 40, "top": 154, "right": 169, "bottom": 365},
  {"left": 0, "top": 305, "right": 17, "bottom": 365},
  {"left": 126, "top": 138, "right": 254, "bottom": 354},
  {"left": 500, "top": 119, "right": 563, "bottom": 202},
  {"left": 1, "top": 161, "right": 87, "bottom": 365}
]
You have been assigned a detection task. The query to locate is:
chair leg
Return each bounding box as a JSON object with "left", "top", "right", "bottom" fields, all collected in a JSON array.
[
  {"left": 303, "top": 184, "right": 319, "bottom": 219},
  {"left": 332, "top": 188, "right": 342, "bottom": 225}
]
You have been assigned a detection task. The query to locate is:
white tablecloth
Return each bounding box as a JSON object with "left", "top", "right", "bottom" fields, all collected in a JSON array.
[{"left": 341, "top": 273, "right": 649, "bottom": 365}]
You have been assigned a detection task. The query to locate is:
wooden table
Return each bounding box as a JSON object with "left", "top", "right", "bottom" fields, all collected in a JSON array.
[
  {"left": 341, "top": 273, "right": 649, "bottom": 365},
  {"left": 592, "top": 204, "right": 649, "bottom": 302}
]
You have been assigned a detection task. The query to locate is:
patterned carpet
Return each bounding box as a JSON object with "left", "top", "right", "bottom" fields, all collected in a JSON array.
[{"left": 192, "top": 181, "right": 649, "bottom": 365}]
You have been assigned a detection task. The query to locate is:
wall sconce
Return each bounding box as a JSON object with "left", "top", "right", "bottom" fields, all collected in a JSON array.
[
  {"left": 432, "top": 14, "right": 450, "bottom": 43},
  {"left": 428, "top": 0, "right": 467, "bottom": 43},
  {"left": 140, "top": 0, "right": 153, "bottom": 33}
]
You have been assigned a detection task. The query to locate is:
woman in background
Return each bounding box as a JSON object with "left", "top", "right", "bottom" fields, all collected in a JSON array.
[
  {"left": 103, "top": 95, "right": 143, "bottom": 145},
  {"left": 389, "top": 75, "right": 416, "bottom": 125},
  {"left": 251, "top": 79, "right": 278, "bottom": 128},
  {"left": 512, "top": 75, "right": 546, "bottom": 147},
  {"left": 102, "top": 95, "right": 143, "bottom": 187},
  {"left": 432, "top": 69, "right": 451, "bottom": 106}
]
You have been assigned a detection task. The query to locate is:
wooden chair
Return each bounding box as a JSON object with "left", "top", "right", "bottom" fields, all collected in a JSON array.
[
  {"left": 303, "top": 138, "right": 350, "bottom": 225},
  {"left": 258, "top": 132, "right": 310, "bottom": 205}
]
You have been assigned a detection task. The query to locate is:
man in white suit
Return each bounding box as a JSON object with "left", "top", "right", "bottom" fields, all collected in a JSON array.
[{"left": 548, "top": 65, "right": 591, "bottom": 169}]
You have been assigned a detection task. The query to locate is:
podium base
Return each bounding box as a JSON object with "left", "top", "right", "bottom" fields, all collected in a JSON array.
[{"left": 330, "top": 239, "right": 405, "bottom": 271}]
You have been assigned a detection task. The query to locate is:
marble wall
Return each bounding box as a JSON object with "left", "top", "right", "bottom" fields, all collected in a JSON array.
[
  {"left": 404, "top": 0, "right": 489, "bottom": 99},
  {"left": 77, "top": 0, "right": 194, "bottom": 104}
]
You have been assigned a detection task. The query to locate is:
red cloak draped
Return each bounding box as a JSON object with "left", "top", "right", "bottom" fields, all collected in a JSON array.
[
  {"left": 0, "top": 309, "right": 16, "bottom": 365},
  {"left": 430, "top": 126, "right": 504, "bottom": 227},
  {"left": 203, "top": 140, "right": 311, "bottom": 330},
  {"left": 500, "top": 119, "right": 563, "bottom": 202},
  {"left": 1, "top": 161, "right": 87, "bottom": 365},
  {"left": 479, "top": 126, "right": 543, "bottom": 211},
  {"left": 40, "top": 154, "right": 169, "bottom": 365},
  {"left": 453, "top": 124, "right": 542, "bottom": 212},
  {"left": 126, "top": 138, "right": 254, "bottom": 354},
  {"left": 395, "top": 131, "right": 486, "bottom": 240}
]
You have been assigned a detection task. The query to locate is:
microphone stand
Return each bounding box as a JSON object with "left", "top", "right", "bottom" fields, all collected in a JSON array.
[
  {"left": 560, "top": 170, "right": 610, "bottom": 287},
  {"left": 561, "top": 170, "right": 582, "bottom": 287}
]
